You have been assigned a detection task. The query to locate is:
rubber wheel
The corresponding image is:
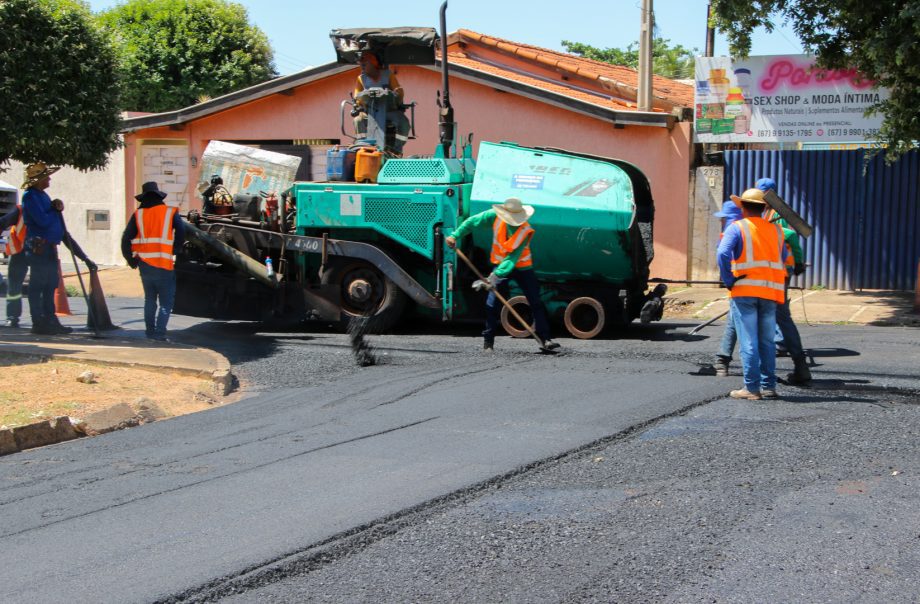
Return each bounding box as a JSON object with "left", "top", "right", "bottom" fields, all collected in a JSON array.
[
  {"left": 321, "top": 260, "right": 406, "bottom": 333},
  {"left": 500, "top": 295, "right": 535, "bottom": 338},
  {"left": 563, "top": 297, "right": 605, "bottom": 339}
]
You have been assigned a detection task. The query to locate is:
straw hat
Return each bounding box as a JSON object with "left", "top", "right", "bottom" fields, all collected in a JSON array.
[
  {"left": 492, "top": 197, "right": 535, "bottom": 227},
  {"left": 730, "top": 188, "right": 767, "bottom": 205},
  {"left": 21, "top": 162, "right": 59, "bottom": 189}
]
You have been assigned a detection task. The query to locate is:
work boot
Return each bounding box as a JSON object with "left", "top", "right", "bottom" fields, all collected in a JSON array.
[
  {"left": 483, "top": 338, "right": 494, "bottom": 352},
  {"left": 786, "top": 355, "right": 812, "bottom": 385},
  {"left": 542, "top": 339, "right": 560, "bottom": 351},
  {"left": 48, "top": 317, "right": 73, "bottom": 335},
  {"left": 761, "top": 388, "right": 779, "bottom": 399},
  {"left": 4, "top": 317, "right": 19, "bottom": 328},
  {"left": 714, "top": 356, "right": 731, "bottom": 377},
  {"left": 30, "top": 319, "right": 57, "bottom": 335},
  {"left": 730, "top": 388, "right": 762, "bottom": 401}
]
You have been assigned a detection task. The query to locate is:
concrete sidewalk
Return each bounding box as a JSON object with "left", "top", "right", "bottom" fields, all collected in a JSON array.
[{"left": 664, "top": 287, "right": 920, "bottom": 327}]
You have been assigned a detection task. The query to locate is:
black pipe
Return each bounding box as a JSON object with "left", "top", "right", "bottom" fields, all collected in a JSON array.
[
  {"left": 438, "top": 0, "right": 454, "bottom": 157},
  {"left": 433, "top": 225, "right": 443, "bottom": 300}
]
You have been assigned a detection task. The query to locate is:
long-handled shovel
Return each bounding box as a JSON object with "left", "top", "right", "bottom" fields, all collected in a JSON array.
[
  {"left": 58, "top": 214, "right": 102, "bottom": 339},
  {"left": 454, "top": 247, "right": 556, "bottom": 353},
  {"left": 688, "top": 308, "right": 730, "bottom": 335}
]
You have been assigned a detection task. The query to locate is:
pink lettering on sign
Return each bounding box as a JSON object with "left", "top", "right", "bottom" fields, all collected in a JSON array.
[{"left": 759, "top": 59, "right": 875, "bottom": 92}]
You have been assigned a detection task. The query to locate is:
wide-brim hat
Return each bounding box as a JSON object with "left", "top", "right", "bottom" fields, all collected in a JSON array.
[
  {"left": 135, "top": 181, "right": 168, "bottom": 202},
  {"left": 21, "top": 162, "right": 60, "bottom": 188},
  {"left": 713, "top": 199, "right": 742, "bottom": 219},
  {"left": 730, "top": 188, "right": 767, "bottom": 205},
  {"left": 492, "top": 197, "right": 535, "bottom": 227}
]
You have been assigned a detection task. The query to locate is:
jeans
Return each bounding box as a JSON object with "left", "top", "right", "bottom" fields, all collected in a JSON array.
[
  {"left": 717, "top": 308, "right": 738, "bottom": 360},
  {"left": 6, "top": 252, "right": 28, "bottom": 320},
  {"left": 483, "top": 268, "right": 551, "bottom": 342},
  {"left": 730, "top": 296, "right": 778, "bottom": 393},
  {"left": 139, "top": 262, "right": 176, "bottom": 337},
  {"left": 774, "top": 297, "right": 804, "bottom": 358},
  {"left": 24, "top": 244, "right": 59, "bottom": 326}
]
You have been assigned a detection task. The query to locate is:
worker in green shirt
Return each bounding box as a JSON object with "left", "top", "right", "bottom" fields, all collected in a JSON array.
[
  {"left": 757, "top": 177, "right": 811, "bottom": 385},
  {"left": 446, "top": 197, "right": 559, "bottom": 352}
]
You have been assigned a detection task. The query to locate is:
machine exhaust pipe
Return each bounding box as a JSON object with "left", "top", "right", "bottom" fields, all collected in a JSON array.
[{"left": 438, "top": 0, "right": 454, "bottom": 157}]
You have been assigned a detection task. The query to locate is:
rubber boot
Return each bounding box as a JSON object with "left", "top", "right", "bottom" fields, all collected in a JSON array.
[
  {"left": 714, "top": 356, "right": 731, "bottom": 377},
  {"left": 787, "top": 355, "right": 812, "bottom": 385}
]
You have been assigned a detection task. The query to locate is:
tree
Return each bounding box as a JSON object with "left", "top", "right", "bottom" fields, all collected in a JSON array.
[
  {"left": 562, "top": 39, "right": 698, "bottom": 80},
  {"left": 96, "top": 0, "right": 277, "bottom": 113},
  {"left": 711, "top": 0, "right": 920, "bottom": 160},
  {"left": 0, "top": 0, "right": 122, "bottom": 171}
]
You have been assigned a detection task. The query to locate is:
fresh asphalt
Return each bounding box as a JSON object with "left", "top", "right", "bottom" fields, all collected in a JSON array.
[{"left": 0, "top": 298, "right": 917, "bottom": 603}]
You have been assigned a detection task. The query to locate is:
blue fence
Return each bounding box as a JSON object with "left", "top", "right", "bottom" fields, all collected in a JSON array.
[{"left": 724, "top": 149, "right": 920, "bottom": 291}]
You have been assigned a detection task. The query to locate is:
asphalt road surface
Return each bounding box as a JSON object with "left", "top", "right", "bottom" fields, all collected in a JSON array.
[{"left": 0, "top": 303, "right": 917, "bottom": 603}]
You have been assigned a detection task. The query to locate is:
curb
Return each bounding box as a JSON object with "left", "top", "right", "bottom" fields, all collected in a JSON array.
[{"left": 0, "top": 416, "right": 85, "bottom": 456}]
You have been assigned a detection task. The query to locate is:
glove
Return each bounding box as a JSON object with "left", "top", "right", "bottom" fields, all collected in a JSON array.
[
  {"left": 487, "top": 272, "right": 500, "bottom": 289},
  {"left": 794, "top": 263, "right": 806, "bottom": 276},
  {"left": 83, "top": 259, "right": 98, "bottom": 272},
  {"left": 128, "top": 258, "right": 139, "bottom": 269}
]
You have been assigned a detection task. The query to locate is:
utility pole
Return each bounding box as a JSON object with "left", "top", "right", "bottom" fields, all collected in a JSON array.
[
  {"left": 637, "top": 0, "right": 654, "bottom": 112},
  {"left": 705, "top": 2, "right": 716, "bottom": 57}
]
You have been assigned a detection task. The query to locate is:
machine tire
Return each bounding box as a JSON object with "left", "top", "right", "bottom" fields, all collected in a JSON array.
[
  {"left": 499, "top": 295, "right": 535, "bottom": 338},
  {"left": 321, "top": 260, "right": 406, "bottom": 333},
  {"left": 563, "top": 296, "right": 605, "bottom": 339}
]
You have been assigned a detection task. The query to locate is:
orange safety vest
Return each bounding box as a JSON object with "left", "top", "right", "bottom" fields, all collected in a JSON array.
[
  {"left": 729, "top": 216, "right": 786, "bottom": 303},
  {"left": 4, "top": 208, "right": 26, "bottom": 256},
  {"left": 490, "top": 217, "right": 534, "bottom": 269},
  {"left": 130, "top": 205, "right": 177, "bottom": 270}
]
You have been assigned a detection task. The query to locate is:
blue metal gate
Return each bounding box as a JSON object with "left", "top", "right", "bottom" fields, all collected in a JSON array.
[{"left": 724, "top": 149, "right": 920, "bottom": 291}]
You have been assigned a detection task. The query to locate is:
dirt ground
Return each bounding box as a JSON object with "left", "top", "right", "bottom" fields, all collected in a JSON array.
[
  {"left": 0, "top": 354, "right": 223, "bottom": 428},
  {"left": 62, "top": 266, "right": 145, "bottom": 298}
]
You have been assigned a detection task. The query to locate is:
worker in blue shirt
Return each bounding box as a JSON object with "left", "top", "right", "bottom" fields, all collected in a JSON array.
[
  {"left": 713, "top": 197, "right": 743, "bottom": 377},
  {"left": 21, "top": 163, "right": 96, "bottom": 335}
]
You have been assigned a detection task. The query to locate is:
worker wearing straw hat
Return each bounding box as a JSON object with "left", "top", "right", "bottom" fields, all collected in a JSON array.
[
  {"left": 447, "top": 197, "right": 559, "bottom": 352},
  {"left": 20, "top": 163, "right": 96, "bottom": 335}
]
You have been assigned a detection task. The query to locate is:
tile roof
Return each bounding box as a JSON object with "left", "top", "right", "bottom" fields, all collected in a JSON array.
[{"left": 451, "top": 30, "right": 694, "bottom": 111}]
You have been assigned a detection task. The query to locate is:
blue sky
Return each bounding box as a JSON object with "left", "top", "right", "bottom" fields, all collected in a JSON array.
[{"left": 86, "top": 0, "right": 805, "bottom": 76}]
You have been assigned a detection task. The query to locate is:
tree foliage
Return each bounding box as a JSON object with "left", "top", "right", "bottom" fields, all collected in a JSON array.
[
  {"left": 711, "top": 0, "right": 920, "bottom": 160},
  {"left": 561, "top": 38, "right": 698, "bottom": 80},
  {"left": 0, "top": 0, "right": 122, "bottom": 170},
  {"left": 96, "top": 0, "right": 276, "bottom": 113}
]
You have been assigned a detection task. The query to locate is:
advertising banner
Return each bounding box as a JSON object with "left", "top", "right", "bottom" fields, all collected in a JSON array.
[{"left": 694, "top": 55, "right": 888, "bottom": 144}]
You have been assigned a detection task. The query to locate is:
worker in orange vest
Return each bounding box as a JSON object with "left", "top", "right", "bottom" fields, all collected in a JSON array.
[
  {"left": 120, "top": 181, "right": 185, "bottom": 341},
  {"left": 1, "top": 204, "right": 29, "bottom": 328},
  {"left": 446, "top": 197, "right": 559, "bottom": 352},
  {"left": 716, "top": 188, "right": 789, "bottom": 400}
]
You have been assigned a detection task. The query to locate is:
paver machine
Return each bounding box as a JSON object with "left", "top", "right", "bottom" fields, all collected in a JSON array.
[{"left": 174, "top": 2, "right": 666, "bottom": 338}]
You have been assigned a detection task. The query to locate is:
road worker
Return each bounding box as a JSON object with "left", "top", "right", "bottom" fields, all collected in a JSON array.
[
  {"left": 756, "top": 177, "right": 812, "bottom": 385},
  {"left": 713, "top": 197, "right": 743, "bottom": 376},
  {"left": 716, "top": 188, "right": 789, "bottom": 400},
  {"left": 353, "top": 50, "right": 411, "bottom": 156},
  {"left": 20, "top": 163, "right": 96, "bottom": 335},
  {"left": 446, "top": 197, "right": 559, "bottom": 352},
  {"left": 121, "top": 181, "right": 185, "bottom": 341}
]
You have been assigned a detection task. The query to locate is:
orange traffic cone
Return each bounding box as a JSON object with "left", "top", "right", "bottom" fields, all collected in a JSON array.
[
  {"left": 54, "top": 261, "right": 72, "bottom": 316},
  {"left": 87, "top": 270, "right": 116, "bottom": 330}
]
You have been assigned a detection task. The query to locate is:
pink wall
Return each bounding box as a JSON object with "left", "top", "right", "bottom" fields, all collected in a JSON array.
[{"left": 125, "top": 65, "right": 691, "bottom": 279}]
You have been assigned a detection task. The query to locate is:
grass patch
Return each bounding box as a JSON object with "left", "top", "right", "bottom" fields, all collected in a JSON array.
[{"left": 65, "top": 284, "right": 81, "bottom": 297}]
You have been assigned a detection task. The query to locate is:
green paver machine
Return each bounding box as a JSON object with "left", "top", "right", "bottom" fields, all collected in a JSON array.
[{"left": 173, "top": 1, "right": 665, "bottom": 338}]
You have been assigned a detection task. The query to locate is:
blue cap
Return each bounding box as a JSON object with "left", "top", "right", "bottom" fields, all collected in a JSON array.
[
  {"left": 714, "top": 199, "right": 742, "bottom": 220},
  {"left": 756, "top": 177, "right": 777, "bottom": 192}
]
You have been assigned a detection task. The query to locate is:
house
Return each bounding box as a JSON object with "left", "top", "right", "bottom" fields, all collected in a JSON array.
[{"left": 110, "top": 30, "right": 694, "bottom": 279}]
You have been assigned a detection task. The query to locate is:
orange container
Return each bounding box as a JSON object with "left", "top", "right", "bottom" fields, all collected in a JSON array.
[{"left": 355, "top": 147, "right": 383, "bottom": 184}]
